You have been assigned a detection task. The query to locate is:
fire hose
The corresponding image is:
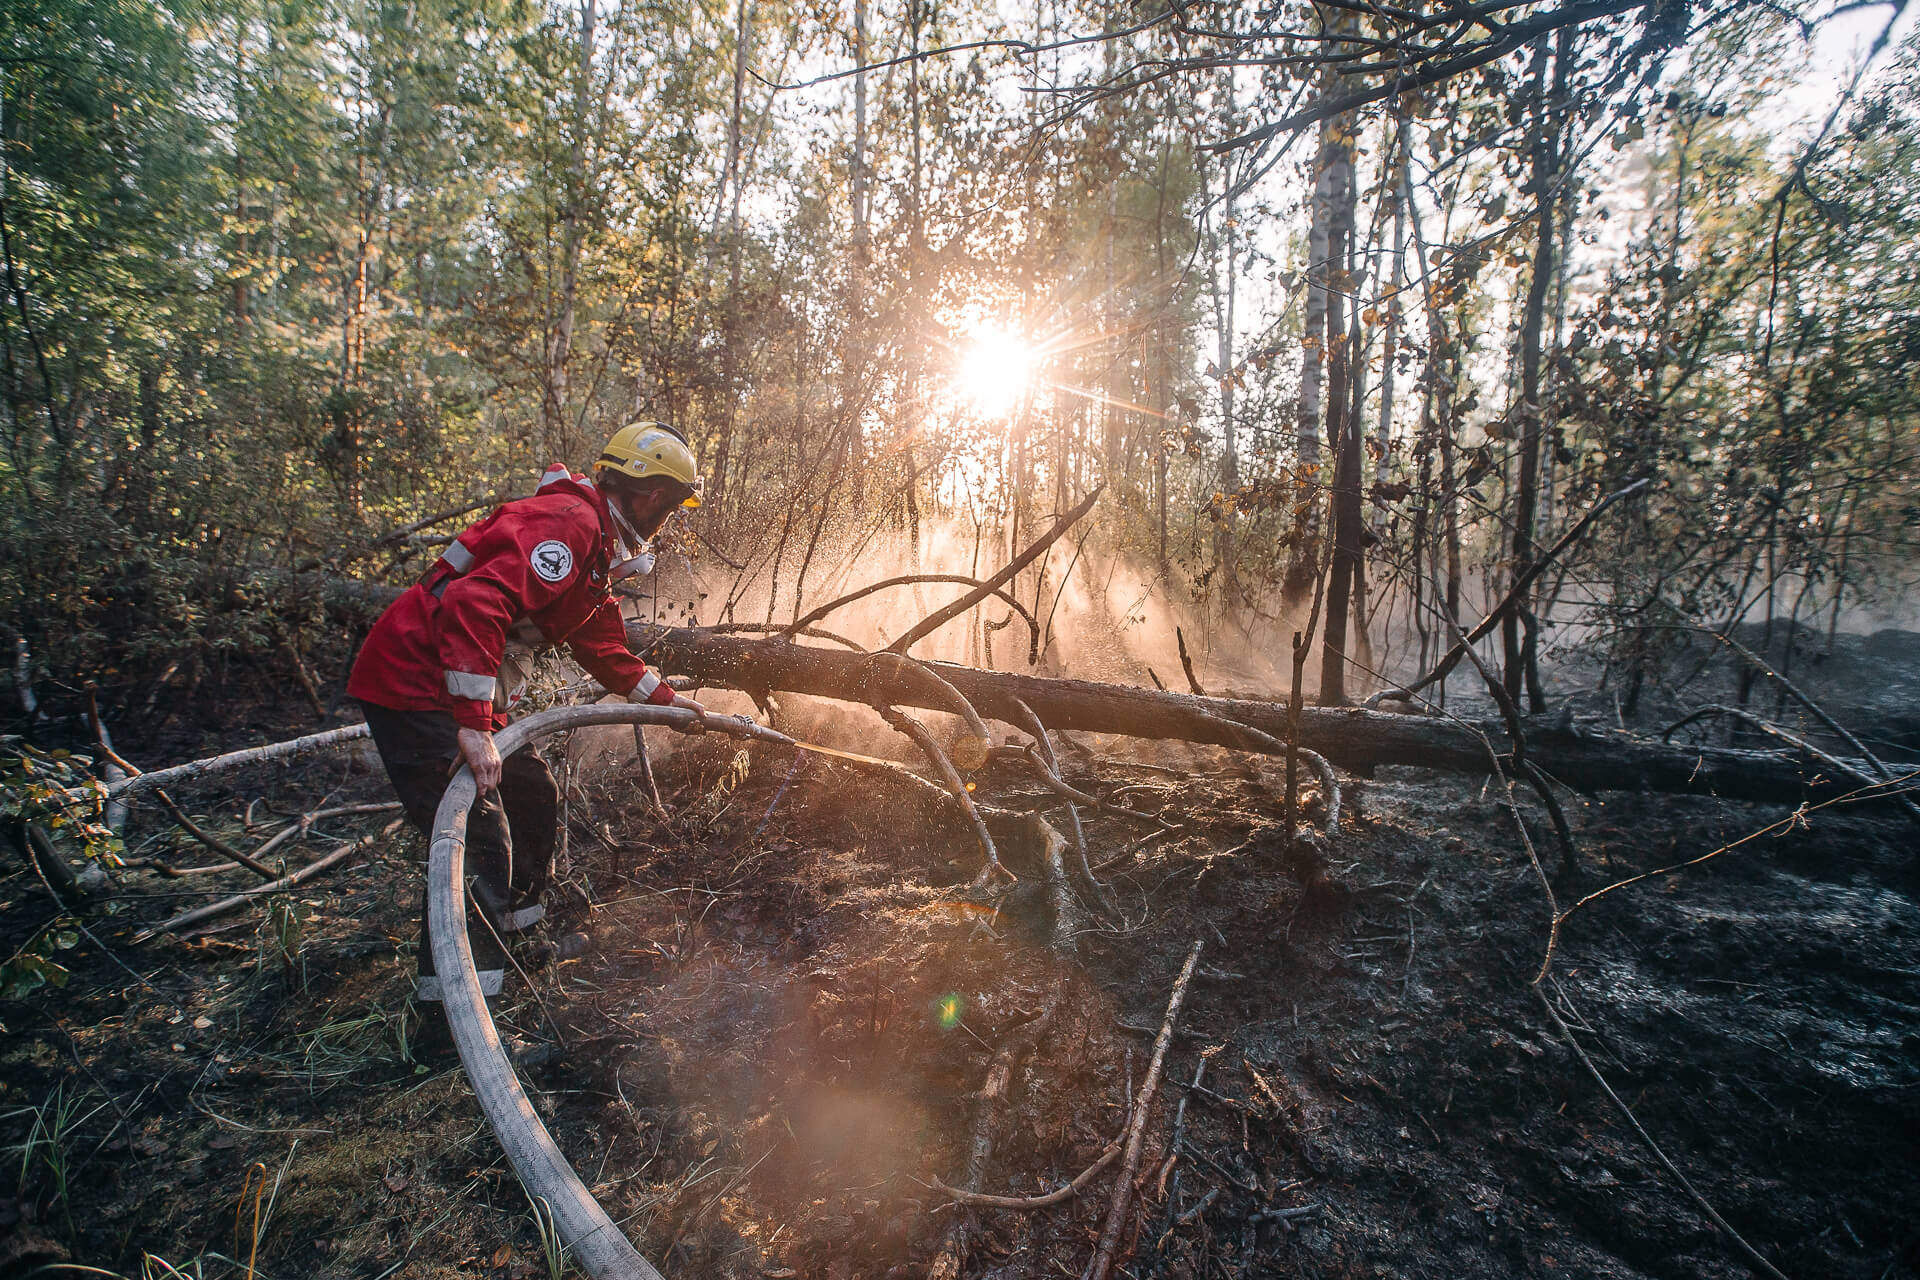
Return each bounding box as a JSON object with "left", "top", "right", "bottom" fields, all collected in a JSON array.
[{"left": 427, "top": 702, "right": 917, "bottom": 1280}]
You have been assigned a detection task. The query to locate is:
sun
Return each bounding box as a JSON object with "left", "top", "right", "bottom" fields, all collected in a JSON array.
[{"left": 953, "top": 326, "right": 1037, "bottom": 417}]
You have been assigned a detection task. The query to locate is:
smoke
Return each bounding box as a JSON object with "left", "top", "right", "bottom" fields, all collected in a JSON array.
[
  {"left": 646, "top": 510, "right": 1321, "bottom": 692},
  {"left": 567, "top": 510, "right": 1356, "bottom": 779}
]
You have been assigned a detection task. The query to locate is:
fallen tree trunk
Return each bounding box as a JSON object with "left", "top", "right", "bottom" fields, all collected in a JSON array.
[
  {"left": 229, "top": 571, "right": 1909, "bottom": 809},
  {"left": 633, "top": 627, "right": 1915, "bottom": 806},
  {"left": 106, "top": 724, "right": 370, "bottom": 801}
]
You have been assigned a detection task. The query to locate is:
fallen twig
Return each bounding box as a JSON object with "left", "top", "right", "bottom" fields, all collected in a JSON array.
[
  {"left": 152, "top": 790, "right": 279, "bottom": 881},
  {"left": 930, "top": 1140, "right": 1121, "bottom": 1209},
  {"left": 1014, "top": 743, "right": 1178, "bottom": 829},
  {"left": 1537, "top": 986, "right": 1792, "bottom": 1280},
  {"left": 1087, "top": 938, "right": 1205, "bottom": 1280},
  {"left": 927, "top": 990, "right": 1067, "bottom": 1279},
  {"left": 1163, "top": 1052, "right": 1210, "bottom": 1235},
  {"left": 149, "top": 802, "right": 402, "bottom": 876},
  {"left": 134, "top": 819, "right": 403, "bottom": 941},
  {"left": 1249, "top": 1203, "right": 1322, "bottom": 1225},
  {"left": 1174, "top": 1185, "right": 1218, "bottom": 1224}
]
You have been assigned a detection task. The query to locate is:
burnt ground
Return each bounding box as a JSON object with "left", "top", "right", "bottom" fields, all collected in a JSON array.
[{"left": 2, "top": 705, "right": 1918, "bottom": 1280}]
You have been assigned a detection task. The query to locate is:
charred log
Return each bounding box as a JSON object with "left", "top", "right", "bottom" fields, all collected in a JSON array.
[{"left": 632, "top": 627, "right": 1914, "bottom": 807}]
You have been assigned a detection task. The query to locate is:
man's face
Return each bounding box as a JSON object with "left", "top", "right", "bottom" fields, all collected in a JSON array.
[{"left": 619, "top": 485, "right": 684, "bottom": 541}]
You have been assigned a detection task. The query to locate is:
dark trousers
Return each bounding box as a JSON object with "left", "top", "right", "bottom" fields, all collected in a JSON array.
[{"left": 359, "top": 702, "right": 558, "bottom": 994}]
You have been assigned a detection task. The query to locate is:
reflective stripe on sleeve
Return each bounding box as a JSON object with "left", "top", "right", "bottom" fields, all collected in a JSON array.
[
  {"left": 441, "top": 540, "right": 476, "bottom": 573},
  {"left": 633, "top": 669, "right": 662, "bottom": 700},
  {"left": 446, "top": 669, "right": 498, "bottom": 701}
]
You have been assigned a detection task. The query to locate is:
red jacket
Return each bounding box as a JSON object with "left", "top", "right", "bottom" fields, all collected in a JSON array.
[{"left": 348, "top": 467, "right": 675, "bottom": 731}]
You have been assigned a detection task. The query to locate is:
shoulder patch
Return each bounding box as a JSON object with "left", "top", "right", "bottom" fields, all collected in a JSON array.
[{"left": 530, "top": 539, "right": 575, "bottom": 583}]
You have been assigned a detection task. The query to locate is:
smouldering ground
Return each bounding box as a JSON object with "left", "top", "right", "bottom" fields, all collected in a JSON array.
[{"left": 2, "top": 724, "right": 1917, "bottom": 1279}]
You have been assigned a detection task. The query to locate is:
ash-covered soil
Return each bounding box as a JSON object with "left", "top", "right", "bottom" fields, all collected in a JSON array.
[{"left": 2, "top": 713, "right": 1917, "bottom": 1280}]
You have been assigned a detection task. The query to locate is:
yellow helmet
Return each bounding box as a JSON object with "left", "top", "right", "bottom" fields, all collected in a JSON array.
[{"left": 594, "top": 422, "right": 703, "bottom": 508}]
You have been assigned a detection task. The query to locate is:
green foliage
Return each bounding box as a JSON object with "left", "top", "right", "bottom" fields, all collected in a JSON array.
[
  {"left": 257, "top": 893, "right": 315, "bottom": 986},
  {"left": 0, "top": 925, "right": 76, "bottom": 1001},
  {"left": 525, "top": 1190, "right": 572, "bottom": 1280},
  {"left": 3, "top": 1079, "right": 109, "bottom": 1236},
  {"left": 0, "top": 0, "right": 1911, "bottom": 707},
  {"left": 1558, "top": 31, "right": 1920, "bottom": 682},
  {"left": 0, "top": 739, "right": 120, "bottom": 868},
  {"left": 0, "top": 737, "right": 119, "bottom": 997}
]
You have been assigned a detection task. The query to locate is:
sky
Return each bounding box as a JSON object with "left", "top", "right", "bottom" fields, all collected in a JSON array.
[{"left": 1770, "top": 0, "right": 1918, "bottom": 138}]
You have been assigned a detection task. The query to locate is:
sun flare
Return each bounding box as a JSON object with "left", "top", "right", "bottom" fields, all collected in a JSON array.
[{"left": 953, "top": 326, "right": 1037, "bottom": 417}]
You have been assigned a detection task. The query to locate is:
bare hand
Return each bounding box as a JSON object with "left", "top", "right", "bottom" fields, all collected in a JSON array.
[
  {"left": 457, "top": 727, "right": 503, "bottom": 796},
  {"left": 669, "top": 692, "right": 709, "bottom": 718}
]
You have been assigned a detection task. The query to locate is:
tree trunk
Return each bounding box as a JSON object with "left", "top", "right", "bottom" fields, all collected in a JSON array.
[
  {"left": 1503, "top": 31, "right": 1568, "bottom": 711},
  {"left": 1373, "top": 118, "right": 1408, "bottom": 545},
  {"left": 1287, "top": 112, "right": 1334, "bottom": 604},
  {"left": 1317, "top": 82, "right": 1360, "bottom": 705},
  {"left": 850, "top": 0, "right": 869, "bottom": 261},
  {"left": 630, "top": 627, "right": 1910, "bottom": 807}
]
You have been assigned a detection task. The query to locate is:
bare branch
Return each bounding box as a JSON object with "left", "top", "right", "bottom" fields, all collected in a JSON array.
[{"left": 1205, "top": 0, "right": 1653, "bottom": 153}]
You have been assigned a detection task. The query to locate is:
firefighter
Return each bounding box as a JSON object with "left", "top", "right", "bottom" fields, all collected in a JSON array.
[{"left": 348, "top": 422, "right": 705, "bottom": 1018}]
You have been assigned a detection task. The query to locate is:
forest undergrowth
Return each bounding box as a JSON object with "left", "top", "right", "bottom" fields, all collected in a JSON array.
[{"left": 2, "top": 655, "right": 1916, "bottom": 1280}]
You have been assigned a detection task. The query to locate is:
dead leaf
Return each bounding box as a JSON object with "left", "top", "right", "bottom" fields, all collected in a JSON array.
[
  {"left": 491, "top": 1243, "right": 514, "bottom": 1269},
  {"left": 384, "top": 1173, "right": 410, "bottom": 1194}
]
